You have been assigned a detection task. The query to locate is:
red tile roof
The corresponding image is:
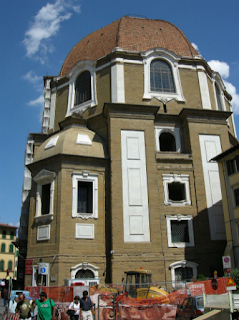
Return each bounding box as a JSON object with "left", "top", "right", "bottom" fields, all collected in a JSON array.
[
  {"left": 60, "top": 16, "right": 199, "bottom": 77},
  {"left": 0, "top": 223, "right": 18, "bottom": 229}
]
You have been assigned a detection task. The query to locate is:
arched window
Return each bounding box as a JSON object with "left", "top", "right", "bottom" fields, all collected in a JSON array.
[
  {"left": 10, "top": 232, "right": 14, "bottom": 240},
  {"left": 1, "top": 243, "right": 5, "bottom": 252},
  {"left": 75, "top": 71, "right": 91, "bottom": 106},
  {"left": 8, "top": 261, "right": 12, "bottom": 271},
  {"left": 150, "top": 60, "right": 175, "bottom": 93},
  {"left": 9, "top": 244, "right": 13, "bottom": 253},
  {"left": 0, "top": 260, "right": 4, "bottom": 271},
  {"left": 215, "top": 83, "right": 223, "bottom": 111},
  {"left": 170, "top": 260, "right": 198, "bottom": 288},
  {"left": 159, "top": 132, "right": 176, "bottom": 151},
  {"left": 175, "top": 267, "right": 193, "bottom": 282},
  {"left": 75, "top": 269, "right": 94, "bottom": 279},
  {"left": 2, "top": 231, "right": 6, "bottom": 239}
]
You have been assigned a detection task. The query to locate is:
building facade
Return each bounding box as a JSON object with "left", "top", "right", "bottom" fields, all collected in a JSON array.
[
  {"left": 0, "top": 224, "right": 18, "bottom": 280},
  {"left": 18, "top": 16, "right": 237, "bottom": 288},
  {"left": 212, "top": 144, "right": 239, "bottom": 270}
]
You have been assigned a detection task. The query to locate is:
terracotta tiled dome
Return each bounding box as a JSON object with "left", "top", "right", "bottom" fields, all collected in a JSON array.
[{"left": 60, "top": 16, "right": 199, "bottom": 77}]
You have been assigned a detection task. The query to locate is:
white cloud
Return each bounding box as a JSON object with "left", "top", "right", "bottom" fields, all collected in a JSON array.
[
  {"left": 191, "top": 43, "right": 199, "bottom": 51},
  {"left": 9, "top": 222, "right": 13, "bottom": 226},
  {"left": 224, "top": 80, "right": 239, "bottom": 115},
  {"left": 23, "top": 71, "right": 42, "bottom": 84},
  {"left": 208, "top": 60, "right": 230, "bottom": 79},
  {"left": 16, "top": 222, "right": 20, "bottom": 228},
  {"left": 23, "top": 0, "right": 81, "bottom": 63},
  {"left": 28, "top": 95, "right": 44, "bottom": 107}
]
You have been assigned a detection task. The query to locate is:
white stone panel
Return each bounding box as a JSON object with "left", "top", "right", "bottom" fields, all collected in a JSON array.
[
  {"left": 199, "top": 134, "right": 226, "bottom": 240},
  {"left": 121, "top": 130, "right": 150, "bottom": 242},
  {"left": 75, "top": 224, "right": 94, "bottom": 239},
  {"left": 128, "top": 168, "right": 142, "bottom": 206},
  {"left": 130, "top": 215, "right": 143, "bottom": 235},
  {"left": 76, "top": 134, "right": 92, "bottom": 145},
  {"left": 198, "top": 71, "right": 212, "bottom": 109},
  {"left": 37, "top": 225, "right": 50, "bottom": 241},
  {"left": 111, "top": 60, "right": 125, "bottom": 103}
]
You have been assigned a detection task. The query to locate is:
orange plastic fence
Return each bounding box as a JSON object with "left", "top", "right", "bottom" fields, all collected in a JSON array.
[
  {"left": 25, "top": 277, "right": 231, "bottom": 320},
  {"left": 25, "top": 286, "right": 73, "bottom": 302}
]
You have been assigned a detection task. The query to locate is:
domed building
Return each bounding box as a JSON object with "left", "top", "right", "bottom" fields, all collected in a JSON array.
[{"left": 18, "top": 16, "right": 237, "bottom": 288}]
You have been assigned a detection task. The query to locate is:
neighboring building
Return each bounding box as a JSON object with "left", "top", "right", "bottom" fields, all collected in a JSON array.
[
  {"left": 212, "top": 144, "right": 239, "bottom": 270},
  {"left": 0, "top": 224, "right": 18, "bottom": 280},
  {"left": 18, "top": 16, "right": 238, "bottom": 288}
]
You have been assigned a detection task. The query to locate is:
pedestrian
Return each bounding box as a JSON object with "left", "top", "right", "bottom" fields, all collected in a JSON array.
[
  {"left": 33, "top": 292, "right": 56, "bottom": 320},
  {"left": 80, "top": 291, "right": 93, "bottom": 320},
  {"left": 16, "top": 293, "right": 33, "bottom": 320},
  {"left": 9, "top": 296, "right": 18, "bottom": 314},
  {"left": 68, "top": 296, "right": 80, "bottom": 320}
]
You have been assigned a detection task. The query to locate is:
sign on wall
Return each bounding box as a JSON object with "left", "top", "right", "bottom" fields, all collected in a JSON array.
[
  {"left": 222, "top": 256, "right": 231, "bottom": 269},
  {"left": 25, "top": 259, "right": 33, "bottom": 275},
  {"left": 38, "top": 263, "right": 49, "bottom": 275}
]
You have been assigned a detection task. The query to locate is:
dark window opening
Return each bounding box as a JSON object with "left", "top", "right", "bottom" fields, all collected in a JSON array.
[
  {"left": 171, "top": 220, "right": 189, "bottom": 242},
  {"left": 215, "top": 84, "right": 223, "bottom": 111},
  {"left": 75, "top": 71, "right": 91, "bottom": 105},
  {"left": 175, "top": 267, "right": 193, "bottom": 281},
  {"left": 77, "top": 181, "right": 93, "bottom": 213},
  {"left": 0, "top": 260, "right": 4, "bottom": 271},
  {"left": 159, "top": 132, "right": 176, "bottom": 151},
  {"left": 150, "top": 60, "right": 175, "bottom": 93},
  {"left": 42, "top": 183, "right": 51, "bottom": 215},
  {"left": 2, "top": 231, "right": 6, "bottom": 239},
  {"left": 1, "top": 243, "right": 5, "bottom": 252},
  {"left": 9, "top": 244, "right": 13, "bottom": 253},
  {"left": 168, "top": 182, "right": 186, "bottom": 201},
  {"left": 227, "top": 159, "right": 236, "bottom": 175},
  {"left": 75, "top": 269, "right": 94, "bottom": 278},
  {"left": 8, "top": 261, "right": 12, "bottom": 271},
  {"left": 234, "top": 188, "right": 239, "bottom": 207},
  {"left": 10, "top": 232, "right": 14, "bottom": 240}
]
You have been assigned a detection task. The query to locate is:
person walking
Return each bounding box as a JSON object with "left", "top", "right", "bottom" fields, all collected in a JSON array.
[
  {"left": 80, "top": 291, "right": 93, "bottom": 320},
  {"left": 68, "top": 296, "right": 80, "bottom": 320},
  {"left": 9, "top": 296, "right": 18, "bottom": 314},
  {"left": 16, "top": 293, "right": 33, "bottom": 320},
  {"left": 33, "top": 292, "right": 56, "bottom": 320}
]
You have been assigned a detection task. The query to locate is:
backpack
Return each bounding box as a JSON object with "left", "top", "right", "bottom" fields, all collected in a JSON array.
[{"left": 50, "top": 299, "right": 59, "bottom": 319}]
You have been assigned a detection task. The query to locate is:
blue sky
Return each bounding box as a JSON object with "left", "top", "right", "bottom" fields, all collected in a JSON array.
[{"left": 0, "top": 0, "right": 239, "bottom": 227}]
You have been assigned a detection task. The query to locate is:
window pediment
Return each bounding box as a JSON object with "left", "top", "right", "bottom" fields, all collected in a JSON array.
[{"left": 33, "top": 170, "right": 56, "bottom": 185}]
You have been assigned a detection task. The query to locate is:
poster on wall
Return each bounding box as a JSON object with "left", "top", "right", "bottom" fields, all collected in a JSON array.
[{"left": 25, "top": 259, "right": 33, "bottom": 275}]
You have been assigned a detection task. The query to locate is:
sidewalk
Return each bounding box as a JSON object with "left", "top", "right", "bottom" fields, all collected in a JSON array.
[{"left": 0, "top": 298, "right": 5, "bottom": 314}]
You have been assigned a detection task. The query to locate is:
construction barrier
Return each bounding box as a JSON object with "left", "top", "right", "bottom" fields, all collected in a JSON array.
[{"left": 24, "top": 277, "right": 231, "bottom": 320}]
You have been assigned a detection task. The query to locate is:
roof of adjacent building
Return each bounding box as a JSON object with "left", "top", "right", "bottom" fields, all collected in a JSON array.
[
  {"left": 212, "top": 143, "right": 239, "bottom": 161},
  {"left": 0, "top": 223, "right": 17, "bottom": 229},
  {"left": 60, "top": 16, "right": 199, "bottom": 77}
]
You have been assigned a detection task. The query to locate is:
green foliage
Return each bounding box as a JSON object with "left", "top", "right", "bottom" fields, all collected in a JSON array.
[
  {"left": 230, "top": 268, "right": 239, "bottom": 293},
  {"left": 197, "top": 274, "right": 207, "bottom": 280}
]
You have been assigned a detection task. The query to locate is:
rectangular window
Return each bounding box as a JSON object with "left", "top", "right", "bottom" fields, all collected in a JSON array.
[
  {"left": 77, "top": 181, "right": 93, "bottom": 213},
  {"left": 234, "top": 188, "right": 239, "bottom": 207},
  {"left": 166, "top": 215, "right": 194, "bottom": 248},
  {"left": 72, "top": 172, "right": 98, "bottom": 219},
  {"left": 171, "top": 220, "right": 189, "bottom": 243},
  {"left": 227, "top": 159, "right": 236, "bottom": 176},
  {"left": 42, "top": 183, "right": 51, "bottom": 215}
]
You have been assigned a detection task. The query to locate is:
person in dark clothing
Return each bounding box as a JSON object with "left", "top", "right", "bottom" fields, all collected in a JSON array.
[{"left": 80, "top": 291, "right": 93, "bottom": 320}]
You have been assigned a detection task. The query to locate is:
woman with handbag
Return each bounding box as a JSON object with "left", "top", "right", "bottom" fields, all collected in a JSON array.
[{"left": 67, "top": 296, "right": 80, "bottom": 320}]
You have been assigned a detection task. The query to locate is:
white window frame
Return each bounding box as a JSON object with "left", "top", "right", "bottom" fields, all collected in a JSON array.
[
  {"left": 166, "top": 214, "right": 194, "bottom": 248},
  {"left": 170, "top": 260, "right": 198, "bottom": 288},
  {"left": 162, "top": 174, "right": 191, "bottom": 206},
  {"left": 72, "top": 172, "right": 98, "bottom": 219},
  {"left": 142, "top": 49, "right": 185, "bottom": 103},
  {"left": 66, "top": 60, "right": 97, "bottom": 117},
  {"left": 155, "top": 126, "right": 181, "bottom": 152},
  {"left": 70, "top": 262, "right": 99, "bottom": 279},
  {"left": 212, "top": 73, "right": 226, "bottom": 111},
  {"left": 33, "top": 170, "right": 56, "bottom": 223}
]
